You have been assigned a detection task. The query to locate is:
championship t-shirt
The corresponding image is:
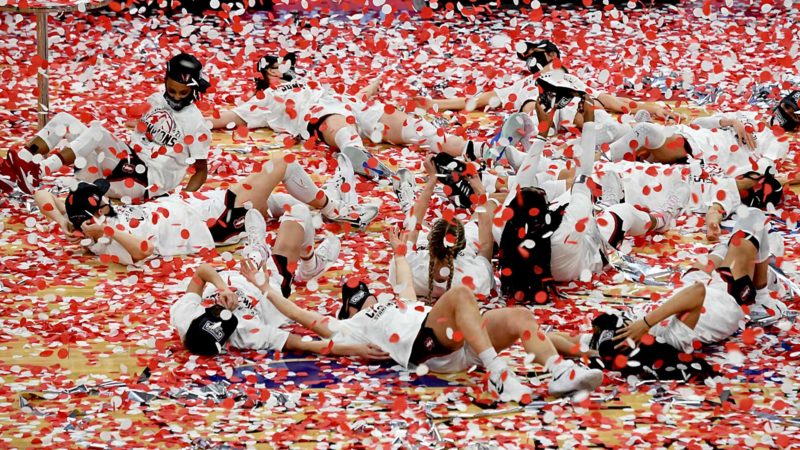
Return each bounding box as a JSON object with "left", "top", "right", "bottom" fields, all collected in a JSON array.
[
  {"left": 170, "top": 271, "right": 291, "bottom": 352},
  {"left": 330, "top": 300, "right": 430, "bottom": 368},
  {"left": 129, "top": 93, "right": 211, "bottom": 196}
]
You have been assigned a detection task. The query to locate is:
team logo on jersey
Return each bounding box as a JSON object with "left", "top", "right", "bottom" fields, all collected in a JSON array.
[
  {"left": 201, "top": 321, "right": 225, "bottom": 341},
  {"left": 233, "top": 216, "right": 246, "bottom": 229},
  {"left": 423, "top": 336, "right": 435, "bottom": 351},
  {"left": 142, "top": 108, "right": 182, "bottom": 147},
  {"left": 121, "top": 162, "right": 135, "bottom": 174}
]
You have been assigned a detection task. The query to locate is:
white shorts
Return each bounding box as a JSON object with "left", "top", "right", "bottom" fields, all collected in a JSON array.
[
  {"left": 310, "top": 96, "right": 385, "bottom": 142},
  {"left": 644, "top": 270, "right": 744, "bottom": 353},
  {"left": 423, "top": 344, "right": 480, "bottom": 373}
]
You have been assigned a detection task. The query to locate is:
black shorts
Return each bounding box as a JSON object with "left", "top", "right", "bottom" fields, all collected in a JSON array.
[
  {"left": 306, "top": 113, "right": 334, "bottom": 142},
  {"left": 106, "top": 148, "right": 149, "bottom": 197},
  {"left": 207, "top": 190, "right": 248, "bottom": 244},
  {"left": 408, "top": 314, "right": 453, "bottom": 366}
]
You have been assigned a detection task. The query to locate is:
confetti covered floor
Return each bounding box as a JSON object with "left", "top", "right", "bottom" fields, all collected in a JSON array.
[{"left": 2, "top": 1, "right": 800, "bottom": 448}]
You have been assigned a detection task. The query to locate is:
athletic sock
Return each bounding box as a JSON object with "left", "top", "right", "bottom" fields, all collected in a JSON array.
[
  {"left": 299, "top": 252, "right": 321, "bottom": 276},
  {"left": 545, "top": 354, "right": 566, "bottom": 373},
  {"left": 651, "top": 212, "right": 668, "bottom": 231},
  {"left": 478, "top": 348, "right": 500, "bottom": 368},
  {"left": 41, "top": 155, "right": 64, "bottom": 175},
  {"left": 319, "top": 196, "right": 337, "bottom": 218}
]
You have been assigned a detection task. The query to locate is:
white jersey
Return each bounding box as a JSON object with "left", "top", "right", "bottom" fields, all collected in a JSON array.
[
  {"left": 85, "top": 189, "right": 237, "bottom": 264},
  {"left": 601, "top": 160, "right": 741, "bottom": 217},
  {"left": 129, "top": 93, "right": 211, "bottom": 196},
  {"left": 390, "top": 221, "right": 495, "bottom": 299},
  {"left": 232, "top": 81, "right": 385, "bottom": 141},
  {"left": 493, "top": 76, "right": 539, "bottom": 112},
  {"left": 674, "top": 124, "right": 787, "bottom": 173},
  {"left": 170, "top": 271, "right": 291, "bottom": 352},
  {"left": 330, "top": 300, "right": 430, "bottom": 368}
]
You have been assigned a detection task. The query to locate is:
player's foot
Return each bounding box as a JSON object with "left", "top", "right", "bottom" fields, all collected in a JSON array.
[
  {"left": 340, "top": 145, "right": 394, "bottom": 179},
  {"left": 328, "top": 203, "right": 380, "bottom": 229},
  {"left": 548, "top": 359, "right": 604, "bottom": 397},
  {"left": 323, "top": 153, "right": 357, "bottom": 207},
  {"left": 599, "top": 170, "right": 624, "bottom": 206},
  {"left": 486, "top": 358, "right": 533, "bottom": 403},
  {"left": 242, "top": 209, "right": 270, "bottom": 269},
  {"left": 497, "top": 112, "right": 536, "bottom": 151},
  {"left": 7, "top": 149, "right": 41, "bottom": 195},
  {"left": 296, "top": 233, "right": 342, "bottom": 282},
  {"left": 432, "top": 153, "right": 476, "bottom": 209},
  {"left": 392, "top": 168, "right": 417, "bottom": 214},
  {"left": 652, "top": 183, "right": 689, "bottom": 233}
]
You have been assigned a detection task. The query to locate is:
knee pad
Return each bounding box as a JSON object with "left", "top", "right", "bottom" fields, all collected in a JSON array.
[
  {"left": 731, "top": 207, "right": 769, "bottom": 261},
  {"left": 280, "top": 203, "right": 315, "bottom": 250},
  {"left": 333, "top": 126, "right": 364, "bottom": 151},
  {"left": 266, "top": 193, "right": 300, "bottom": 218}
]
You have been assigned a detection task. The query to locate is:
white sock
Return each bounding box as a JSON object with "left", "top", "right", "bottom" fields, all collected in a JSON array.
[
  {"left": 545, "top": 354, "right": 566, "bottom": 373},
  {"left": 478, "top": 348, "right": 499, "bottom": 368},
  {"left": 319, "top": 196, "right": 337, "bottom": 218},
  {"left": 299, "top": 252, "right": 321, "bottom": 274},
  {"left": 333, "top": 126, "right": 365, "bottom": 150},
  {"left": 41, "top": 155, "right": 63, "bottom": 175}
]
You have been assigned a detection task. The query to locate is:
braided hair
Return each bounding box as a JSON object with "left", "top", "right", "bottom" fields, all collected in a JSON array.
[
  {"left": 498, "top": 187, "right": 566, "bottom": 304},
  {"left": 426, "top": 218, "right": 466, "bottom": 303}
]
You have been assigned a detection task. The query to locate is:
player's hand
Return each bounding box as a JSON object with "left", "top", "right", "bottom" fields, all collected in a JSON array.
[
  {"left": 60, "top": 220, "right": 82, "bottom": 243},
  {"left": 387, "top": 226, "right": 409, "bottom": 252},
  {"left": 423, "top": 154, "right": 437, "bottom": 178},
  {"left": 706, "top": 220, "right": 721, "bottom": 242},
  {"left": 410, "top": 96, "right": 433, "bottom": 110},
  {"left": 80, "top": 222, "right": 104, "bottom": 240},
  {"left": 731, "top": 119, "right": 756, "bottom": 150},
  {"left": 613, "top": 319, "right": 650, "bottom": 349},
  {"left": 647, "top": 105, "right": 686, "bottom": 123},
  {"left": 354, "top": 343, "right": 390, "bottom": 361},
  {"left": 216, "top": 289, "right": 239, "bottom": 310},
  {"left": 240, "top": 258, "right": 269, "bottom": 289}
]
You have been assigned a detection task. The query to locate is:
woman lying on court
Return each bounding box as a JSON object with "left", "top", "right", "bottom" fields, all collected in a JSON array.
[
  {"left": 33, "top": 152, "right": 377, "bottom": 265},
  {"left": 170, "top": 209, "right": 385, "bottom": 358},
  {"left": 258, "top": 227, "right": 604, "bottom": 403},
  {"left": 209, "top": 52, "right": 478, "bottom": 178},
  {"left": 549, "top": 207, "right": 790, "bottom": 366},
  {"left": 388, "top": 155, "right": 496, "bottom": 302}
]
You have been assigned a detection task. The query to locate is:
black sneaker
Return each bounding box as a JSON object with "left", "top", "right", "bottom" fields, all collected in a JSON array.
[{"left": 432, "top": 153, "right": 478, "bottom": 209}]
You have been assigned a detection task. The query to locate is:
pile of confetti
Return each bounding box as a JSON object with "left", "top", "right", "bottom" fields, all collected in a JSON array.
[{"left": 1, "top": 0, "right": 799, "bottom": 448}]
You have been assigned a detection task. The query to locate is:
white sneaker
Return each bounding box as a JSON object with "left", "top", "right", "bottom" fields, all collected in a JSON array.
[
  {"left": 548, "top": 360, "right": 604, "bottom": 397},
  {"left": 486, "top": 358, "right": 532, "bottom": 403},
  {"left": 323, "top": 153, "right": 357, "bottom": 208},
  {"left": 243, "top": 209, "right": 270, "bottom": 269},
  {"left": 652, "top": 183, "right": 689, "bottom": 232},
  {"left": 499, "top": 112, "right": 536, "bottom": 152},
  {"left": 392, "top": 168, "right": 417, "bottom": 214},
  {"left": 599, "top": 170, "right": 624, "bottom": 206},
  {"left": 340, "top": 145, "right": 394, "bottom": 179},
  {"left": 329, "top": 203, "right": 380, "bottom": 229},
  {"left": 634, "top": 109, "right": 652, "bottom": 123},
  {"left": 295, "top": 234, "right": 342, "bottom": 282}
]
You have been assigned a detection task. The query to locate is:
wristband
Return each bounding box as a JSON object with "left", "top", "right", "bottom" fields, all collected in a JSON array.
[{"left": 643, "top": 316, "right": 653, "bottom": 328}]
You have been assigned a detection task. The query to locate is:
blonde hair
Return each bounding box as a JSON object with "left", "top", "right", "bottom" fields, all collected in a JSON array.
[{"left": 426, "top": 218, "right": 466, "bottom": 303}]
